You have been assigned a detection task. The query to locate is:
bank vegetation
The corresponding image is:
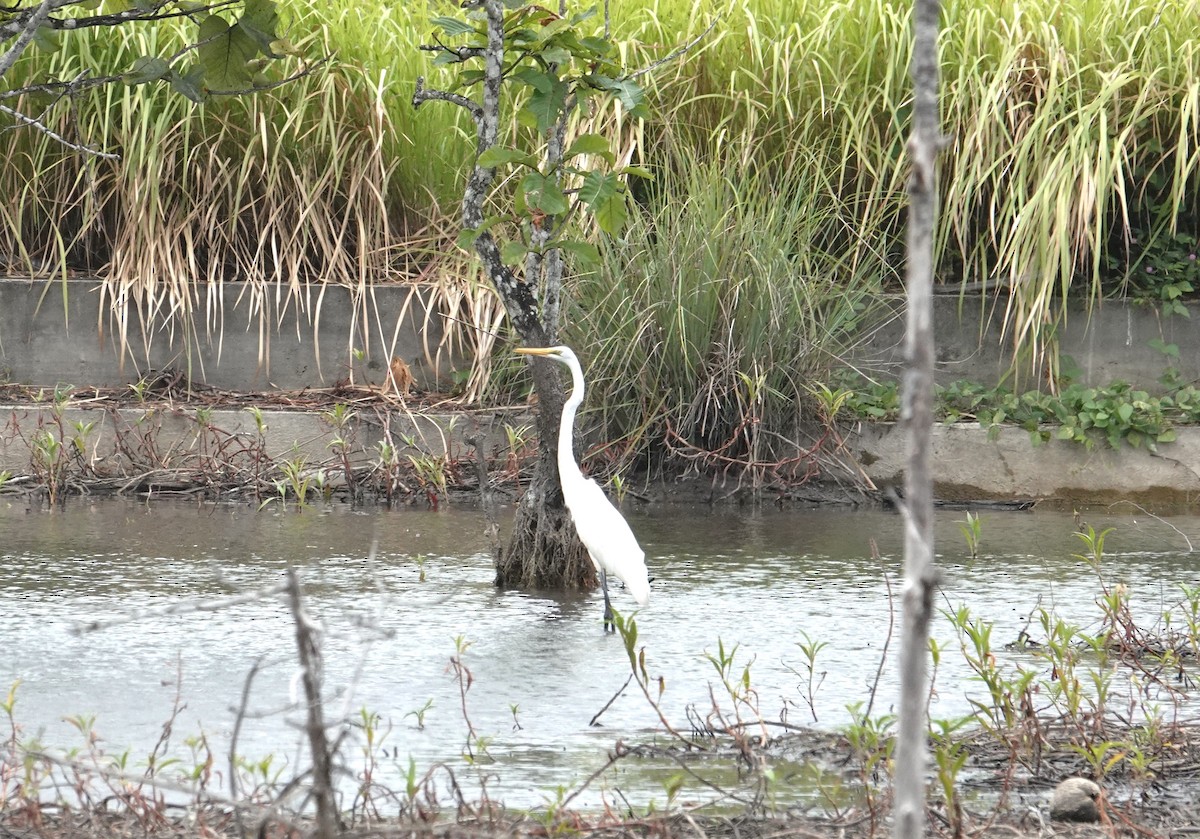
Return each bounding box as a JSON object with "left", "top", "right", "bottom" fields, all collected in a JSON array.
[{"left": 4, "top": 0, "right": 1200, "bottom": 476}]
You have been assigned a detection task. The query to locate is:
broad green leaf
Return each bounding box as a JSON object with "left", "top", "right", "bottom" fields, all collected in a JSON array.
[
  {"left": 594, "top": 192, "right": 628, "bottom": 236},
  {"left": 565, "top": 133, "right": 614, "bottom": 162},
  {"left": 124, "top": 56, "right": 171, "bottom": 85},
  {"left": 536, "top": 19, "right": 571, "bottom": 41},
  {"left": 578, "top": 36, "right": 610, "bottom": 56},
  {"left": 169, "top": 65, "right": 206, "bottom": 103},
  {"left": 553, "top": 239, "right": 600, "bottom": 267},
  {"left": 431, "top": 16, "right": 477, "bottom": 36},
  {"left": 512, "top": 66, "right": 554, "bottom": 94},
  {"left": 500, "top": 240, "right": 527, "bottom": 266},
  {"left": 520, "top": 171, "right": 569, "bottom": 216},
  {"left": 540, "top": 46, "right": 572, "bottom": 66},
  {"left": 237, "top": 0, "right": 280, "bottom": 51},
  {"left": 199, "top": 14, "right": 260, "bottom": 91},
  {"left": 477, "top": 146, "right": 538, "bottom": 169},
  {"left": 578, "top": 170, "right": 618, "bottom": 209},
  {"left": 33, "top": 25, "right": 61, "bottom": 52},
  {"left": 524, "top": 75, "right": 568, "bottom": 133},
  {"left": 570, "top": 7, "right": 598, "bottom": 25},
  {"left": 457, "top": 215, "right": 505, "bottom": 251},
  {"left": 457, "top": 228, "right": 481, "bottom": 251}
]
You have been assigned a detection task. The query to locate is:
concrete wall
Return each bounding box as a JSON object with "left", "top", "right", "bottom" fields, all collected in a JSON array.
[
  {"left": 0, "top": 277, "right": 454, "bottom": 391},
  {"left": 858, "top": 293, "right": 1199, "bottom": 389},
  {"left": 3, "top": 278, "right": 1195, "bottom": 394}
]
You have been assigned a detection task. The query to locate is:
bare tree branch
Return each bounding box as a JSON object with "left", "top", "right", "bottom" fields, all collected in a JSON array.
[
  {"left": 412, "top": 75, "right": 483, "bottom": 123},
  {"left": 0, "top": 100, "right": 119, "bottom": 157},
  {"left": 893, "top": 0, "right": 944, "bottom": 838},
  {"left": 0, "top": 0, "right": 52, "bottom": 78},
  {"left": 629, "top": 14, "right": 720, "bottom": 81}
]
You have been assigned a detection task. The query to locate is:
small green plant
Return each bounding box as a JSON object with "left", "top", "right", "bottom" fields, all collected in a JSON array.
[
  {"left": 957, "top": 511, "right": 982, "bottom": 561},
  {"left": 785, "top": 631, "right": 829, "bottom": 723},
  {"left": 128, "top": 378, "right": 150, "bottom": 404},
  {"left": 264, "top": 452, "right": 323, "bottom": 511},
  {"left": 405, "top": 699, "right": 434, "bottom": 731},
  {"left": 408, "top": 453, "right": 449, "bottom": 508},
  {"left": 610, "top": 472, "right": 627, "bottom": 504},
  {"left": 1114, "top": 229, "right": 1199, "bottom": 318},
  {"left": 929, "top": 716, "right": 972, "bottom": 835},
  {"left": 843, "top": 700, "right": 896, "bottom": 830}
]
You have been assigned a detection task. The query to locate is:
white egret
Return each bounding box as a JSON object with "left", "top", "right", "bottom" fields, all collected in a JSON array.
[{"left": 516, "top": 345, "right": 650, "bottom": 631}]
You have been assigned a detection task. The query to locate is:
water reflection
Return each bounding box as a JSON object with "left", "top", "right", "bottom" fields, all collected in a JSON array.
[{"left": 1, "top": 498, "right": 1198, "bottom": 808}]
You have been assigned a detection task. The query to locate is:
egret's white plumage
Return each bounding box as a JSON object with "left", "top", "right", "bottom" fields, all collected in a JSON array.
[{"left": 516, "top": 345, "right": 650, "bottom": 626}]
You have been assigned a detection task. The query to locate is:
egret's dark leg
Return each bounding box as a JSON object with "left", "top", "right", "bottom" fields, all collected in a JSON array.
[{"left": 601, "top": 568, "right": 614, "bottom": 633}]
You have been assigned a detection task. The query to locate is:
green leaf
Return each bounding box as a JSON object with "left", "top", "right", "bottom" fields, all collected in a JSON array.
[
  {"left": 540, "top": 46, "right": 572, "bottom": 65},
  {"left": 169, "top": 65, "right": 207, "bottom": 103},
  {"left": 564, "top": 133, "right": 614, "bottom": 162},
  {"left": 594, "top": 192, "right": 628, "bottom": 236},
  {"left": 198, "top": 14, "right": 260, "bottom": 91},
  {"left": 237, "top": 0, "right": 280, "bottom": 51},
  {"left": 124, "top": 56, "right": 171, "bottom": 85},
  {"left": 620, "top": 165, "right": 655, "bottom": 179},
  {"left": 578, "top": 170, "right": 618, "bottom": 210},
  {"left": 1116, "top": 403, "right": 1134, "bottom": 424},
  {"left": 523, "top": 74, "right": 568, "bottom": 133},
  {"left": 520, "top": 171, "right": 569, "bottom": 215},
  {"left": 477, "top": 146, "right": 538, "bottom": 169},
  {"left": 456, "top": 215, "right": 505, "bottom": 250},
  {"left": 500, "top": 240, "right": 527, "bottom": 266},
  {"left": 457, "top": 228, "right": 481, "bottom": 251},
  {"left": 32, "top": 24, "right": 61, "bottom": 53},
  {"left": 431, "top": 16, "right": 477, "bottom": 36},
  {"left": 552, "top": 239, "right": 600, "bottom": 267}
]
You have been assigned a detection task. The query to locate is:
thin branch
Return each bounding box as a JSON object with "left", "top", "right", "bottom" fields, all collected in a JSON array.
[
  {"left": 0, "top": 101, "right": 119, "bottom": 157},
  {"left": 0, "top": 0, "right": 52, "bottom": 78},
  {"left": 417, "top": 41, "right": 485, "bottom": 61},
  {"left": 412, "top": 75, "right": 483, "bottom": 123},
  {"left": 629, "top": 14, "right": 720, "bottom": 80}
]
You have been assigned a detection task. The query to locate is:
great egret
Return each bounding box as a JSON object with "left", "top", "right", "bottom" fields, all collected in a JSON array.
[{"left": 516, "top": 345, "right": 650, "bottom": 630}]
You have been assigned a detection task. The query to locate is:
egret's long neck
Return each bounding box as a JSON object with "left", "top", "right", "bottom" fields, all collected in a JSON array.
[{"left": 558, "top": 360, "right": 585, "bottom": 483}]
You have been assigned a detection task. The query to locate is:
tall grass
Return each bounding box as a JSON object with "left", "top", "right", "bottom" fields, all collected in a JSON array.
[
  {"left": 3, "top": 0, "right": 1200, "bottom": 392},
  {"left": 569, "top": 139, "right": 886, "bottom": 466}
]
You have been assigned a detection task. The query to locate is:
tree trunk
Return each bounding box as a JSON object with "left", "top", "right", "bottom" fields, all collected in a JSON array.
[
  {"left": 494, "top": 356, "right": 595, "bottom": 591},
  {"left": 893, "top": 0, "right": 942, "bottom": 838}
]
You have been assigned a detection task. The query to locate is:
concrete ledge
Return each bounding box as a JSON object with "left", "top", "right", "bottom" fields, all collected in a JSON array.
[
  {"left": 5, "top": 400, "right": 1200, "bottom": 505},
  {"left": 850, "top": 422, "right": 1200, "bottom": 504}
]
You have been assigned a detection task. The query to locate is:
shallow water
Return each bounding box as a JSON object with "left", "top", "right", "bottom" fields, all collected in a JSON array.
[{"left": 1, "top": 497, "right": 1198, "bottom": 809}]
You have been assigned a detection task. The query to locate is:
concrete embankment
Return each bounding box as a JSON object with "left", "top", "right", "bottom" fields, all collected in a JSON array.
[{"left": 3, "top": 277, "right": 1200, "bottom": 504}]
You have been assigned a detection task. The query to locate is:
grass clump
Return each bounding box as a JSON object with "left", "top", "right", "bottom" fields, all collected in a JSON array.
[{"left": 6, "top": 0, "right": 1200, "bottom": 410}]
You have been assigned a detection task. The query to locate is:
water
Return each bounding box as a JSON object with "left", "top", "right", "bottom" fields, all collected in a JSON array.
[{"left": 1, "top": 497, "right": 1198, "bottom": 809}]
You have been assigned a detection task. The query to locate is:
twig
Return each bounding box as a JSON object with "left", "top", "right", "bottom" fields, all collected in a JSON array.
[
  {"left": 72, "top": 580, "right": 290, "bottom": 634},
  {"left": 589, "top": 674, "right": 632, "bottom": 727}
]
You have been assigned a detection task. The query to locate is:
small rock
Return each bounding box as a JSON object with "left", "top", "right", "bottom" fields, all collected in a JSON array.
[{"left": 1050, "top": 777, "right": 1101, "bottom": 823}]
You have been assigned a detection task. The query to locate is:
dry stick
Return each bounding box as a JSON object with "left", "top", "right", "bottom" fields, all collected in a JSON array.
[
  {"left": 229, "top": 655, "right": 265, "bottom": 839},
  {"left": 589, "top": 674, "right": 632, "bottom": 727},
  {"left": 863, "top": 541, "right": 895, "bottom": 722},
  {"left": 284, "top": 569, "right": 339, "bottom": 839}
]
